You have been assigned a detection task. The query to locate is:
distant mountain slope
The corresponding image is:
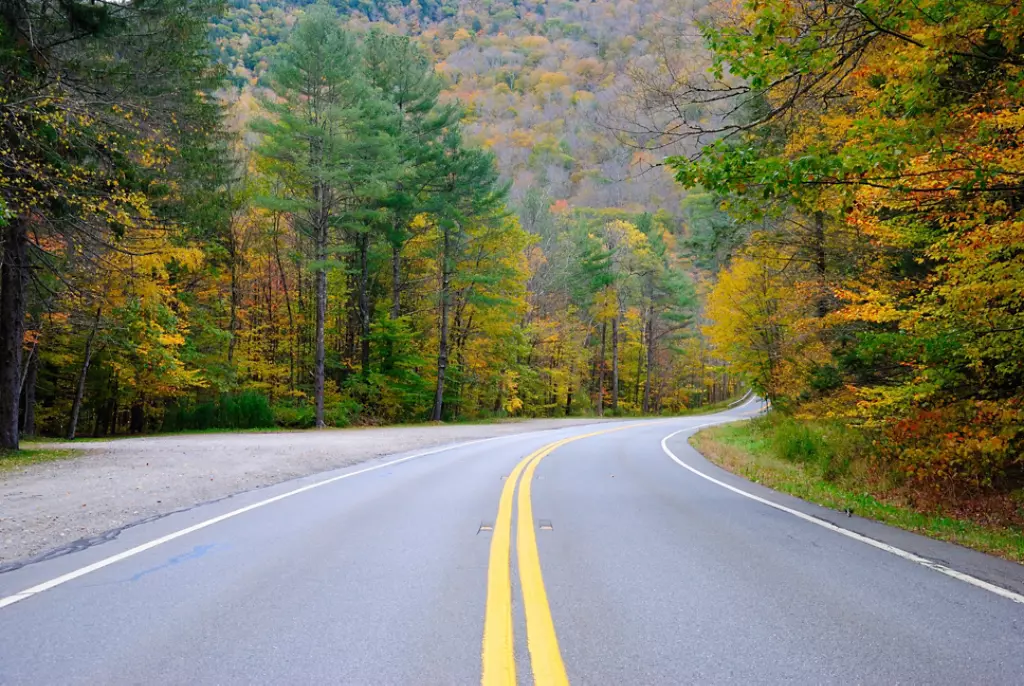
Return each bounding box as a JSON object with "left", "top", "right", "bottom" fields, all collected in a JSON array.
[{"left": 212, "top": 0, "right": 694, "bottom": 213}]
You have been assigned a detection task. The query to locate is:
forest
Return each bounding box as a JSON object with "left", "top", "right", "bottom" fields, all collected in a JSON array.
[
  {"left": 0, "top": 0, "right": 732, "bottom": 451},
  {"left": 3, "top": 0, "right": 1023, "bottom": 513}
]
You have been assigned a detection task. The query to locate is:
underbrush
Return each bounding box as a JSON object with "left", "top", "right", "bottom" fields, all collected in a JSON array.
[
  {"left": 270, "top": 399, "right": 360, "bottom": 429},
  {"left": 161, "top": 392, "right": 276, "bottom": 432},
  {"left": 729, "top": 414, "right": 872, "bottom": 484}
]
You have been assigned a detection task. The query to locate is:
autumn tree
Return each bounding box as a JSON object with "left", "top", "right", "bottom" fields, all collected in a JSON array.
[
  {"left": 646, "top": 0, "right": 1024, "bottom": 487},
  {"left": 0, "top": 0, "right": 224, "bottom": 448}
]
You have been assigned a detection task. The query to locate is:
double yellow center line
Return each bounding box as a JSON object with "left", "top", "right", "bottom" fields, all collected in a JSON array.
[{"left": 482, "top": 426, "right": 639, "bottom": 685}]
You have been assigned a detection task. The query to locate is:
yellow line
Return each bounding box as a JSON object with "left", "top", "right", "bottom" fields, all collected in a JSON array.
[
  {"left": 483, "top": 425, "right": 643, "bottom": 686},
  {"left": 482, "top": 454, "right": 532, "bottom": 686},
  {"left": 517, "top": 442, "right": 570, "bottom": 686}
]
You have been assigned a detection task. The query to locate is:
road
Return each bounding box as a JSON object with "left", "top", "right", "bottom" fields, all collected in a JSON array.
[{"left": 2, "top": 398, "right": 1023, "bottom": 684}]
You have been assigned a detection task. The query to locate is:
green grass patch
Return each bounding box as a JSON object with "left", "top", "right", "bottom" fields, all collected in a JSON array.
[
  {"left": 691, "top": 417, "right": 1024, "bottom": 564},
  {"left": 0, "top": 448, "right": 78, "bottom": 472}
]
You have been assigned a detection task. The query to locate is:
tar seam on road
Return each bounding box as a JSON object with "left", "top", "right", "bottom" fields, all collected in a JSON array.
[
  {"left": 660, "top": 426, "right": 1024, "bottom": 605},
  {"left": 0, "top": 437, "right": 509, "bottom": 611}
]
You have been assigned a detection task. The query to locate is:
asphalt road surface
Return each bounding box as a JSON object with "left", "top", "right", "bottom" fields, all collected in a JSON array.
[{"left": 2, "top": 397, "right": 1023, "bottom": 684}]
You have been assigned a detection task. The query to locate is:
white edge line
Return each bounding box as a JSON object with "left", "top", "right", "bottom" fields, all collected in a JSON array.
[
  {"left": 661, "top": 426, "right": 1024, "bottom": 605},
  {"left": 0, "top": 436, "right": 506, "bottom": 610}
]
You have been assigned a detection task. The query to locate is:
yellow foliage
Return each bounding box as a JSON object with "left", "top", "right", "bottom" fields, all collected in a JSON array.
[
  {"left": 704, "top": 241, "right": 824, "bottom": 402},
  {"left": 536, "top": 72, "right": 571, "bottom": 90}
]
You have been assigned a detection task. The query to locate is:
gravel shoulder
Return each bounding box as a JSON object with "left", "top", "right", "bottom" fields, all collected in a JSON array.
[{"left": 0, "top": 418, "right": 613, "bottom": 567}]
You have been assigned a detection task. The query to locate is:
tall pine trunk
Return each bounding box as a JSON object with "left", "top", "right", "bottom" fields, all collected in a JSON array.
[
  {"left": 643, "top": 310, "right": 654, "bottom": 414},
  {"left": 596, "top": 321, "right": 606, "bottom": 417},
  {"left": 611, "top": 312, "right": 619, "bottom": 414},
  {"left": 431, "top": 223, "right": 451, "bottom": 421},
  {"left": 314, "top": 263, "right": 326, "bottom": 428},
  {"left": 358, "top": 231, "right": 371, "bottom": 380},
  {"left": 272, "top": 216, "right": 296, "bottom": 391},
  {"left": 0, "top": 218, "right": 27, "bottom": 450},
  {"left": 67, "top": 307, "right": 101, "bottom": 440},
  {"left": 314, "top": 188, "right": 327, "bottom": 429}
]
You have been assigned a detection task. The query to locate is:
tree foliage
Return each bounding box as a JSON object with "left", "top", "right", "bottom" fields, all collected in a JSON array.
[{"left": 655, "top": 0, "right": 1024, "bottom": 492}]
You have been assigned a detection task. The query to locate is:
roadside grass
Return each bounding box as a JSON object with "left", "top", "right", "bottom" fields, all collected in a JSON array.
[
  {"left": 0, "top": 448, "right": 78, "bottom": 472},
  {"left": 691, "top": 418, "right": 1024, "bottom": 564}
]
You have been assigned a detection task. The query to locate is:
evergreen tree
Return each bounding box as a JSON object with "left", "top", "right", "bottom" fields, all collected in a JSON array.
[
  {"left": 424, "top": 129, "right": 506, "bottom": 421},
  {"left": 253, "top": 6, "right": 396, "bottom": 427},
  {"left": 362, "top": 28, "right": 462, "bottom": 320}
]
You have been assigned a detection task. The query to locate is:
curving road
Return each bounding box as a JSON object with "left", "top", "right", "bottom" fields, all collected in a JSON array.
[{"left": 2, "top": 398, "right": 1023, "bottom": 684}]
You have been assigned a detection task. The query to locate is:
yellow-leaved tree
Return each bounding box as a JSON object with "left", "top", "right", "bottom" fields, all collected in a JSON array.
[{"left": 704, "top": 241, "right": 823, "bottom": 406}]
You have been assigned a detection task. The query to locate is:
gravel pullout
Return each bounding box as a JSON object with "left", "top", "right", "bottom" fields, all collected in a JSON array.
[{"left": 0, "top": 418, "right": 613, "bottom": 567}]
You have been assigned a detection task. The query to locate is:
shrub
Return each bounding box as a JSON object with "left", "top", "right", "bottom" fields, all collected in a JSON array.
[
  {"left": 271, "top": 402, "right": 316, "bottom": 429},
  {"left": 325, "top": 399, "right": 361, "bottom": 428},
  {"left": 880, "top": 401, "right": 1024, "bottom": 493},
  {"left": 220, "top": 392, "right": 276, "bottom": 429},
  {"left": 271, "top": 398, "right": 361, "bottom": 429},
  {"left": 162, "top": 392, "right": 275, "bottom": 432},
  {"left": 752, "top": 414, "right": 864, "bottom": 483}
]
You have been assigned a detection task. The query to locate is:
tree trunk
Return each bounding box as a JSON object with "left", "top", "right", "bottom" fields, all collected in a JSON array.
[
  {"left": 67, "top": 307, "right": 101, "bottom": 440},
  {"left": 431, "top": 223, "right": 452, "bottom": 422},
  {"left": 611, "top": 313, "right": 619, "bottom": 414},
  {"left": 22, "top": 343, "right": 36, "bottom": 437},
  {"left": 228, "top": 259, "right": 239, "bottom": 365},
  {"left": 565, "top": 365, "right": 573, "bottom": 416},
  {"left": 643, "top": 310, "right": 654, "bottom": 414},
  {"left": 272, "top": 216, "right": 296, "bottom": 391},
  {"left": 358, "top": 231, "right": 371, "bottom": 381},
  {"left": 314, "top": 206, "right": 327, "bottom": 429},
  {"left": 129, "top": 400, "right": 145, "bottom": 434},
  {"left": 390, "top": 240, "right": 402, "bottom": 319},
  {"left": 635, "top": 328, "right": 644, "bottom": 406},
  {"left": 344, "top": 265, "right": 358, "bottom": 368},
  {"left": 596, "top": 322, "right": 606, "bottom": 417},
  {"left": 314, "top": 263, "right": 326, "bottom": 428},
  {"left": 0, "top": 219, "right": 27, "bottom": 450},
  {"left": 813, "top": 210, "right": 828, "bottom": 318},
  {"left": 19, "top": 337, "right": 35, "bottom": 395}
]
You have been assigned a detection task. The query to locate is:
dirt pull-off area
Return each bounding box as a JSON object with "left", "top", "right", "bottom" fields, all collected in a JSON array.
[{"left": 0, "top": 418, "right": 611, "bottom": 568}]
